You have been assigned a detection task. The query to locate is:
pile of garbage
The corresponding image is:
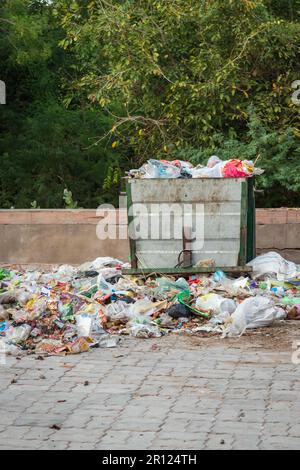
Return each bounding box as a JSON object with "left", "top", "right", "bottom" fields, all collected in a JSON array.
[
  {"left": 128, "top": 156, "right": 264, "bottom": 179},
  {"left": 0, "top": 252, "right": 299, "bottom": 357}
]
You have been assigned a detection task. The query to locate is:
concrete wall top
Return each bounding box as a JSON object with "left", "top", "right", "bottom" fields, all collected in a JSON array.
[
  {"left": 0, "top": 207, "right": 299, "bottom": 224},
  {"left": 0, "top": 209, "right": 127, "bottom": 225}
]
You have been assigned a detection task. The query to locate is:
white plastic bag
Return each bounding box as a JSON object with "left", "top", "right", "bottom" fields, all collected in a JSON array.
[
  {"left": 1, "top": 339, "right": 23, "bottom": 356},
  {"left": 196, "top": 293, "right": 236, "bottom": 315},
  {"left": 5, "top": 324, "right": 32, "bottom": 344},
  {"left": 223, "top": 296, "right": 286, "bottom": 337},
  {"left": 79, "top": 257, "right": 124, "bottom": 272},
  {"left": 97, "top": 273, "right": 115, "bottom": 292},
  {"left": 220, "top": 276, "right": 249, "bottom": 296},
  {"left": 129, "top": 298, "right": 159, "bottom": 317},
  {"left": 98, "top": 267, "right": 120, "bottom": 281},
  {"left": 105, "top": 301, "right": 132, "bottom": 322},
  {"left": 76, "top": 315, "right": 92, "bottom": 337},
  {"left": 191, "top": 162, "right": 224, "bottom": 178},
  {"left": 98, "top": 335, "right": 119, "bottom": 348},
  {"left": 247, "top": 251, "right": 298, "bottom": 280},
  {"left": 207, "top": 155, "right": 222, "bottom": 168}
]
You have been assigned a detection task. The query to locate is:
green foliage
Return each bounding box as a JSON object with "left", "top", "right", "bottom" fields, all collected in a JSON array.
[
  {"left": 175, "top": 109, "right": 300, "bottom": 207},
  {"left": 59, "top": 0, "right": 300, "bottom": 156},
  {"left": 0, "top": 0, "right": 122, "bottom": 208},
  {"left": 30, "top": 200, "right": 40, "bottom": 209},
  {"left": 63, "top": 188, "right": 78, "bottom": 209},
  {"left": 1, "top": 0, "right": 300, "bottom": 207}
]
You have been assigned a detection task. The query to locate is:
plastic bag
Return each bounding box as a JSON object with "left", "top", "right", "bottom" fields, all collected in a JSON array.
[
  {"left": 223, "top": 296, "right": 286, "bottom": 337},
  {"left": 196, "top": 293, "right": 236, "bottom": 315},
  {"left": 5, "top": 324, "right": 31, "bottom": 344},
  {"left": 220, "top": 276, "right": 249, "bottom": 296},
  {"left": 194, "top": 258, "right": 216, "bottom": 268},
  {"left": 281, "top": 297, "right": 300, "bottom": 306},
  {"left": 141, "top": 159, "right": 181, "bottom": 179},
  {"left": 11, "top": 309, "right": 34, "bottom": 323},
  {"left": 1, "top": 339, "right": 23, "bottom": 356},
  {"left": 59, "top": 302, "right": 74, "bottom": 321},
  {"left": 0, "top": 291, "right": 17, "bottom": 305},
  {"left": 247, "top": 251, "right": 298, "bottom": 281},
  {"left": 76, "top": 315, "right": 92, "bottom": 337},
  {"left": 0, "top": 321, "right": 9, "bottom": 333},
  {"left": 15, "top": 291, "right": 32, "bottom": 306},
  {"left": 97, "top": 273, "right": 115, "bottom": 292},
  {"left": 222, "top": 159, "right": 252, "bottom": 178},
  {"left": 191, "top": 157, "right": 263, "bottom": 179},
  {"left": 54, "top": 264, "right": 77, "bottom": 281},
  {"left": 213, "top": 270, "right": 226, "bottom": 282},
  {"left": 210, "top": 311, "right": 232, "bottom": 325},
  {"left": 156, "top": 312, "right": 175, "bottom": 327},
  {"left": 155, "top": 277, "right": 189, "bottom": 296},
  {"left": 105, "top": 301, "right": 132, "bottom": 322},
  {"left": 79, "top": 257, "right": 124, "bottom": 272},
  {"left": 97, "top": 267, "right": 121, "bottom": 281},
  {"left": 129, "top": 298, "right": 158, "bottom": 317},
  {"left": 130, "top": 322, "right": 162, "bottom": 338},
  {"left": 165, "top": 303, "right": 191, "bottom": 319},
  {"left": 191, "top": 162, "right": 224, "bottom": 178},
  {"left": 98, "top": 334, "right": 119, "bottom": 348},
  {"left": 207, "top": 155, "right": 222, "bottom": 168},
  {"left": 25, "top": 296, "right": 47, "bottom": 319}
]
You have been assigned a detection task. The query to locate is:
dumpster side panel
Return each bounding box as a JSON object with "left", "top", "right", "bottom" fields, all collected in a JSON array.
[{"left": 128, "top": 179, "right": 244, "bottom": 268}]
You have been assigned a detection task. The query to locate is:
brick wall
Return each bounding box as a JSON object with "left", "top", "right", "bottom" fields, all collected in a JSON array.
[{"left": 256, "top": 208, "right": 300, "bottom": 264}]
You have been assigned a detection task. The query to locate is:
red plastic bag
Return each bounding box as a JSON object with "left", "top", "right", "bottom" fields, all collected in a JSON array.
[{"left": 222, "top": 159, "right": 249, "bottom": 178}]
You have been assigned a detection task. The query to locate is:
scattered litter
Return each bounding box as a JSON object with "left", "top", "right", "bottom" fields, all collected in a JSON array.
[{"left": 0, "top": 252, "right": 299, "bottom": 357}]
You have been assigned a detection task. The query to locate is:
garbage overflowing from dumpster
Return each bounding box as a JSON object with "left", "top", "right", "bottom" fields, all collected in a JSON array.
[
  {"left": 0, "top": 252, "right": 299, "bottom": 357},
  {"left": 127, "top": 156, "right": 264, "bottom": 179}
]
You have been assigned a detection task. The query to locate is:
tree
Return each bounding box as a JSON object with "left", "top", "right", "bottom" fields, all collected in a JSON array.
[
  {"left": 59, "top": 0, "right": 300, "bottom": 157},
  {"left": 56, "top": 0, "right": 300, "bottom": 206},
  {"left": 1, "top": 1, "right": 300, "bottom": 207},
  {"left": 0, "top": 0, "right": 121, "bottom": 208}
]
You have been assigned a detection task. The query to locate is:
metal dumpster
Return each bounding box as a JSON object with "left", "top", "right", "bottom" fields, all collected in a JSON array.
[{"left": 124, "top": 178, "right": 255, "bottom": 275}]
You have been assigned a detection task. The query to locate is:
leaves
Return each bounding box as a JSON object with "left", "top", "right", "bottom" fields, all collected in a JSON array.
[
  {"left": 59, "top": 0, "right": 300, "bottom": 161},
  {"left": 1, "top": 0, "right": 300, "bottom": 208},
  {"left": 0, "top": 0, "right": 123, "bottom": 208}
]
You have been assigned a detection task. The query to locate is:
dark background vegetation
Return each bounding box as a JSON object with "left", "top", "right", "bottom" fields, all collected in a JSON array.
[{"left": 1, "top": 0, "right": 300, "bottom": 208}]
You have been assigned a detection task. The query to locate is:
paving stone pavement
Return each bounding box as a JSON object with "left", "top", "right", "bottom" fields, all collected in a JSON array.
[{"left": 0, "top": 330, "right": 300, "bottom": 450}]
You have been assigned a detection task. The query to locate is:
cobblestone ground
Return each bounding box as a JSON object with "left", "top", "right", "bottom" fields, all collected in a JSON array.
[{"left": 0, "top": 323, "right": 300, "bottom": 450}]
